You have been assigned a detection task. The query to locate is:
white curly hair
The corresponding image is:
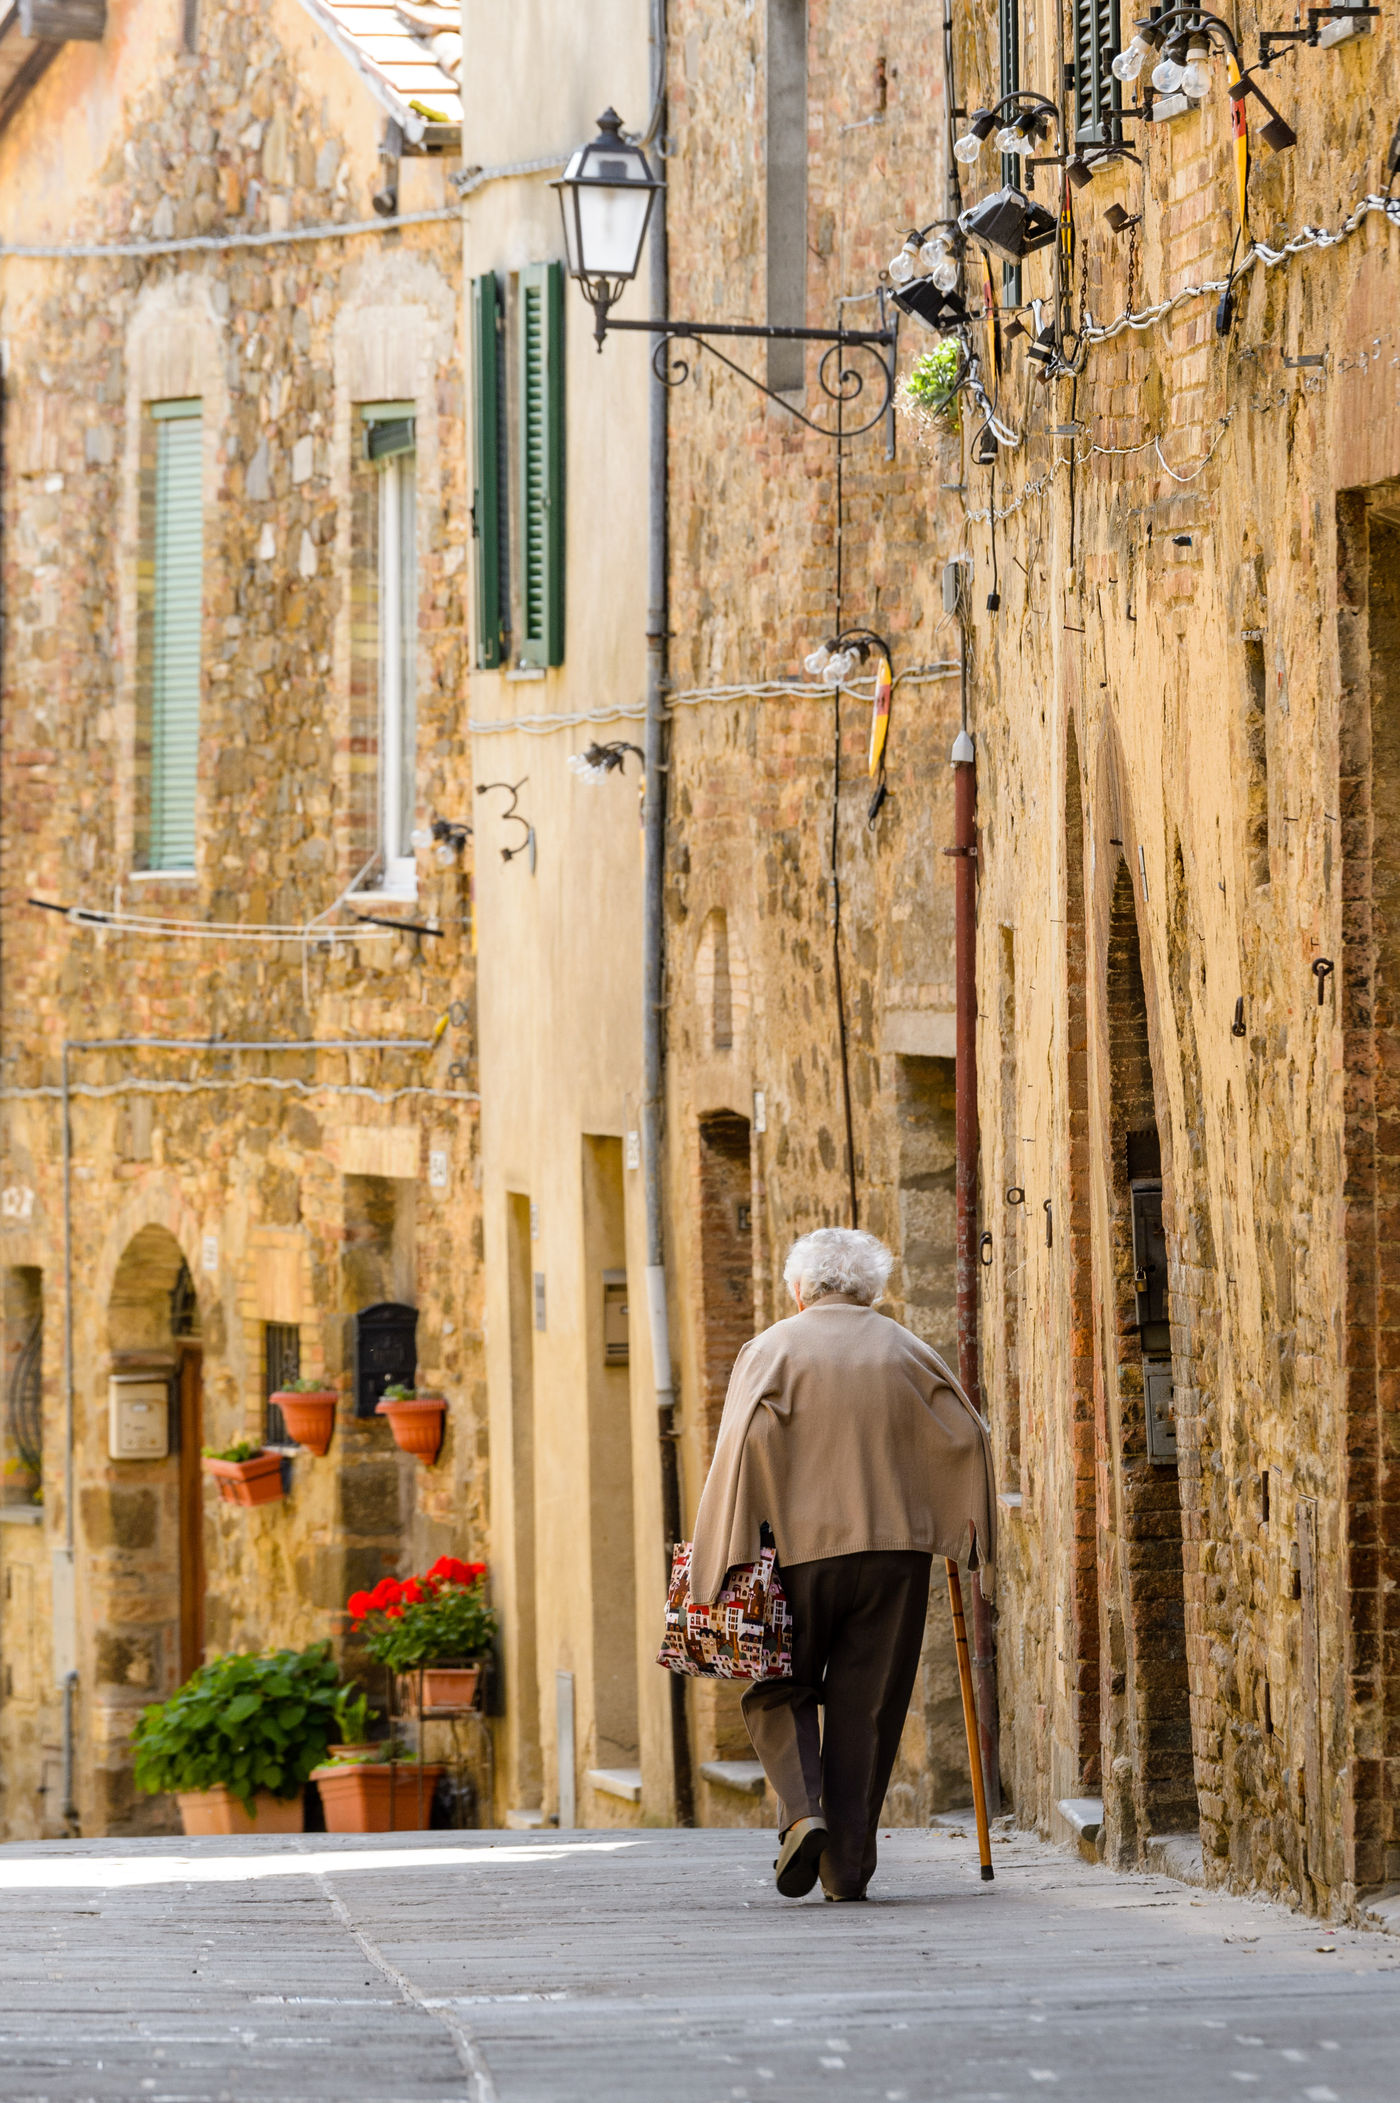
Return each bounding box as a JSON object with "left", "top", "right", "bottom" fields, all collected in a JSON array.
[{"left": 783, "top": 1226, "right": 894, "bottom": 1307}]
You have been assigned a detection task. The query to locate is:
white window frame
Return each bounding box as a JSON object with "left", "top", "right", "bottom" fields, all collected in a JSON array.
[{"left": 360, "top": 404, "right": 419, "bottom": 899}]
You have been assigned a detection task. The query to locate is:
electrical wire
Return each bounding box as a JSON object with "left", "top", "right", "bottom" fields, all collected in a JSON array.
[
  {"left": 0, "top": 205, "right": 462, "bottom": 263},
  {"left": 1, "top": 1077, "right": 477, "bottom": 1104},
  {"left": 964, "top": 413, "right": 1234, "bottom": 526},
  {"left": 467, "top": 666, "right": 962, "bottom": 737},
  {"left": 1079, "top": 192, "right": 1400, "bottom": 348}
]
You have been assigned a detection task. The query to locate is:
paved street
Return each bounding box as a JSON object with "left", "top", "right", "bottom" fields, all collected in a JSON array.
[{"left": 1, "top": 1819, "right": 1397, "bottom": 2103}]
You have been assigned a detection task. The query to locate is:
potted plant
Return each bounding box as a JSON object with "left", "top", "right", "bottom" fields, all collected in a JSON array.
[
  {"left": 897, "top": 339, "right": 964, "bottom": 439},
  {"left": 202, "top": 1439, "right": 285, "bottom": 1507},
  {"left": 131, "top": 1643, "right": 341, "bottom": 1834},
  {"left": 348, "top": 1556, "right": 496, "bottom": 1713},
  {"left": 327, "top": 1686, "right": 380, "bottom": 1760},
  {"left": 374, "top": 1383, "right": 448, "bottom": 1465},
  {"left": 310, "top": 1741, "right": 447, "bottom": 1833},
  {"left": 272, "top": 1377, "right": 339, "bottom": 1457}
]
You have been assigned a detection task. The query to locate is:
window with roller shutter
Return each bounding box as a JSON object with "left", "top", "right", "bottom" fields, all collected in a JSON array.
[
  {"left": 146, "top": 399, "right": 204, "bottom": 873},
  {"left": 1073, "top": 0, "right": 1121, "bottom": 143},
  {"left": 516, "top": 261, "right": 565, "bottom": 670}
]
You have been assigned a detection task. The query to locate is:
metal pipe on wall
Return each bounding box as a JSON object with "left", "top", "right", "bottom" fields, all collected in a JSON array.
[
  {"left": 952, "top": 703, "right": 1001, "bottom": 1816},
  {"left": 639, "top": 0, "right": 694, "bottom": 1828}
]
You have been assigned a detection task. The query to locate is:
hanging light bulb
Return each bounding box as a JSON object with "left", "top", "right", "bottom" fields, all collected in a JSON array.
[
  {"left": 1111, "top": 39, "right": 1146, "bottom": 81},
  {"left": 821, "top": 648, "right": 855, "bottom": 687},
  {"left": 953, "top": 108, "right": 997, "bottom": 162},
  {"left": 918, "top": 231, "right": 950, "bottom": 271},
  {"left": 995, "top": 122, "right": 1032, "bottom": 156},
  {"left": 888, "top": 235, "right": 919, "bottom": 285},
  {"left": 931, "top": 253, "right": 961, "bottom": 293},
  {"left": 804, "top": 642, "right": 833, "bottom": 678},
  {"left": 1151, "top": 48, "right": 1187, "bottom": 94},
  {"left": 1179, "top": 39, "right": 1211, "bottom": 98}
]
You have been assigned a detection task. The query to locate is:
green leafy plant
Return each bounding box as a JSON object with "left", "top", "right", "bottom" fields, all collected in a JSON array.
[
  {"left": 202, "top": 1439, "right": 264, "bottom": 1464},
  {"left": 276, "top": 1377, "right": 337, "bottom": 1394},
  {"left": 380, "top": 1383, "right": 438, "bottom": 1402},
  {"left": 347, "top": 1558, "right": 497, "bottom": 1671},
  {"left": 317, "top": 1740, "right": 408, "bottom": 1768},
  {"left": 332, "top": 1686, "right": 377, "bottom": 1744},
  {"left": 131, "top": 1645, "right": 342, "bottom": 1813},
  {"left": 899, "top": 340, "right": 963, "bottom": 431}
]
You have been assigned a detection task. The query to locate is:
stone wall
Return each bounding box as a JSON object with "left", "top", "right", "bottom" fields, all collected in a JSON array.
[
  {"left": 947, "top": 0, "right": 1400, "bottom": 1913},
  {"left": 662, "top": 0, "right": 976, "bottom": 1821},
  {"left": 0, "top": 0, "right": 482, "bottom": 1839}
]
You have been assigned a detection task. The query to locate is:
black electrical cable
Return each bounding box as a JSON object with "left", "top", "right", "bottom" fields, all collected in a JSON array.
[{"left": 831, "top": 361, "right": 859, "bottom": 1228}]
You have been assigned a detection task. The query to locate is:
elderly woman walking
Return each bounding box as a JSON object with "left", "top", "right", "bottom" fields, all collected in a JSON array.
[{"left": 688, "top": 1226, "right": 996, "bottom": 1903}]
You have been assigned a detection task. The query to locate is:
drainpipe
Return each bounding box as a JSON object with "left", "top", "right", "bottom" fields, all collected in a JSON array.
[
  {"left": 639, "top": 0, "right": 693, "bottom": 1827},
  {"left": 951, "top": 602, "right": 1001, "bottom": 1816}
]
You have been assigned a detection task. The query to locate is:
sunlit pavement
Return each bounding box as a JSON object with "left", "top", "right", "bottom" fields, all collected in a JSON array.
[{"left": 2, "top": 1818, "right": 1398, "bottom": 2103}]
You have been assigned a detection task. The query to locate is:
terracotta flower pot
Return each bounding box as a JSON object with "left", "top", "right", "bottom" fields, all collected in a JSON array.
[
  {"left": 176, "top": 1784, "right": 304, "bottom": 1835},
  {"left": 375, "top": 1394, "right": 447, "bottom": 1465},
  {"left": 396, "top": 1664, "right": 482, "bottom": 1716},
  {"left": 202, "top": 1452, "right": 285, "bottom": 1507},
  {"left": 311, "top": 1762, "right": 445, "bottom": 1833},
  {"left": 273, "top": 1389, "right": 337, "bottom": 1456}
]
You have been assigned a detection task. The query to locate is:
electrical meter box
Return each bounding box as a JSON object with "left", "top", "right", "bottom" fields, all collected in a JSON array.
[
  {"left": 108, "top": 1375, "right": 170, "bottom": 1461},
  {"left": 603, "top": 1270, "right": 629, "bottom": 1366},
  {"left": 1130, "top": 1178, "right": 1177, "bottom": 1462}
]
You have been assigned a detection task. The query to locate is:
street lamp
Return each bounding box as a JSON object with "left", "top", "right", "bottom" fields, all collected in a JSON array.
[
  {"left": 552, "top": 109, "right": 663, "bottom": 348},
  {"left": 552, "top": 107, "right": 897, "bottom": 439}
]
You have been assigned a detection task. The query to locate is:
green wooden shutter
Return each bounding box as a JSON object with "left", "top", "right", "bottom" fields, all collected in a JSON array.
[
  {"left": 1074, "top": 0, "right": 1121, "bottom": 142},
  {"left": 517, "top": 261, "right": 565, "bottom": 670},
  {"left": 149, "top": 400, "right": 203, "bottom": 871},
  {"left": 471, "top": 272, "right": 506, "bottom": 669}
]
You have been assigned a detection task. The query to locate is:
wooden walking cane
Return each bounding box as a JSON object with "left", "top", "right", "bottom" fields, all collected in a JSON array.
[{"left": 946, "top": 1558, "right": 994, "bottom": 1881}]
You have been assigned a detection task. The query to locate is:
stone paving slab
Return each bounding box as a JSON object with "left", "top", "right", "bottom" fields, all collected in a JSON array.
[{"left": 0, "top": 1821, "right": 1396, "bottom": 2102}]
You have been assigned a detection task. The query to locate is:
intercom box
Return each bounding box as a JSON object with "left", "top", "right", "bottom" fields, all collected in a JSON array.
[{"left": 108, "top": 1374, "right": 170, "bottom": 1460}]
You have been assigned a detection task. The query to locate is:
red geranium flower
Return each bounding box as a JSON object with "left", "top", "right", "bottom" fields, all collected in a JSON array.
[
  {"left": 347, "top": 1590, "right": 372, "bottom": 1624},
  {"left": 426, "top": 1555, "right": 484, "bottom": 1588}
]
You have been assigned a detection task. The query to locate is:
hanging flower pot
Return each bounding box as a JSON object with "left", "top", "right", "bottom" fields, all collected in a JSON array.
[
  {"left": 396, "top": 1664, "right": 482, "bottom": 1716},
  {"left": 273, "top": 1386, "right": 338, "bottom": 1457},
  {"left": 202, "top": 1446, "right": 285, "bottom": 1507},
  {"left": 375, "top": 1387, "right": 447, "bottom": 1465}
]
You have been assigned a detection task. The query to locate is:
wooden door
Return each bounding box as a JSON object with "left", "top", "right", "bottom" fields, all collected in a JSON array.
[{"left": 177, "top": 1347, "right": 204, "bottom": 1682}]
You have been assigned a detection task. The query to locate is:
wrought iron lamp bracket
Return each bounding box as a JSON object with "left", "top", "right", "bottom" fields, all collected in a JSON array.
[{"left": 594, "top": 313, "right": 897, "bottom": 440}]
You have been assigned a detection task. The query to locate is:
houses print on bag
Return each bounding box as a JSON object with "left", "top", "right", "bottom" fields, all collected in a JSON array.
[{"left": 656, "top": 1540, "right": 793, "bottom": 1681}]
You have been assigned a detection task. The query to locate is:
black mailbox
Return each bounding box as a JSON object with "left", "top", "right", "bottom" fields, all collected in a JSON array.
[
  {"left": 1129, "top": 1178, "right": 1176, "bottom": 1463},
  {"left": 355, "top": 1301, "right": 417, "bottom": 1419}
]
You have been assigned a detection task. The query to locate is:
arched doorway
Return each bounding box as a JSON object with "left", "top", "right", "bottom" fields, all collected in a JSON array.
[
  {"left": 1104, "top": 859, "right": 1197, "bottom": 1851},
  {"left": 98, "top": 1227, "right": 204, "bottom": 1831}
]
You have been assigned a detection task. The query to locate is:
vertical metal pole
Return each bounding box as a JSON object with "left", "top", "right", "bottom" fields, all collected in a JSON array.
[
  {"left": 952, "top": 718, "right": 1001, "bottom": 1816},
  {"left": 641, "top": 0, "right": 693, "bottom": 1828},
  {"left": 62, "top": 1040, "right": 75, "bottom": 1559}
]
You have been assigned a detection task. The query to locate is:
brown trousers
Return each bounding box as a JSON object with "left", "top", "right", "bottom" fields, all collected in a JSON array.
[{"left": 741, "top": 1549, "right": 932, "bottom": 1898}]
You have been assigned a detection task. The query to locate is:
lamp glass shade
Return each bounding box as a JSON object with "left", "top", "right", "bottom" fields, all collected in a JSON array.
[{"left": 555, "top": 111, "right": 659, "bottom": 285}]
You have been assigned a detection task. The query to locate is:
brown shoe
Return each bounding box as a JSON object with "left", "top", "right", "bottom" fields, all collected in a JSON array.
[
  {"left": 823, "top": 1889, "right": 868, "bottom": 1902},
  {"left": 773, "top": 1816, "right": 829, "bottom": 1897}
]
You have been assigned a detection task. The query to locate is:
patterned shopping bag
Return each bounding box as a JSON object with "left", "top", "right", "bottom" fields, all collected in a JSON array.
[{"left": 655, "top": 1539, "right": 793, "bottom": 1681}]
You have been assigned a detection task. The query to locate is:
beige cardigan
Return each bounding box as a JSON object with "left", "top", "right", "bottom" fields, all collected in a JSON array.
[{"left": 689, "top": 1296, "right": 997, "bottom": 1605}]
